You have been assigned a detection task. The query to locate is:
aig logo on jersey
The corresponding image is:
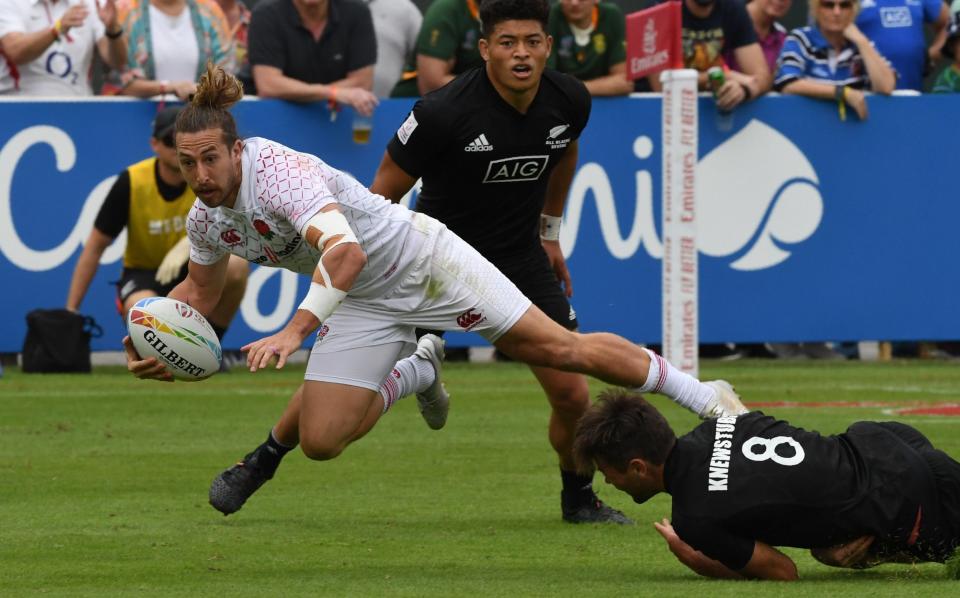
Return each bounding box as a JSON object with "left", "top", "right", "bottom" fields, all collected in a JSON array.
[{"left": 483, "top": 155, "right": 549, "bottom": 183}]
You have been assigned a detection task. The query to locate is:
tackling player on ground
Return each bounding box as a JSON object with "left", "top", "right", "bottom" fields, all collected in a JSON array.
[
  {"left": 574, "top": 390, "right": 960, "bottom": 580},
  {"left": 124, "top": 63, "right": 747, "bottom": 518}
]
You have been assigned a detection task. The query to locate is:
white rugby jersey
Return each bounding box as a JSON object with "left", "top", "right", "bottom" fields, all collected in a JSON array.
[{"left": 187, "top": 137, "right": 425, "bottom": 298}]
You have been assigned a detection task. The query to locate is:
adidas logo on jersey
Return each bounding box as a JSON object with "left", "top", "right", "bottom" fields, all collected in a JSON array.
[{"left": 465, "top": 134, "right": 494, "bottom": 152}]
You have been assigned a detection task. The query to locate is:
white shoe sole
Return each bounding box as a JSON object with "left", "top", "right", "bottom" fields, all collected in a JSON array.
[
  {"left": 414, "top": 334, "right": 450, "bottom": 430},
  {"left": 701, "top": 380, "right": 749, "bottom": 418}
]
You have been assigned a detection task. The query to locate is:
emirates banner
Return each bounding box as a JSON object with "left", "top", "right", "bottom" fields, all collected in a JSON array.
[
  {"left": 659, "top": 70, "right": 700, "bottom": 375},
  {"left": 625, "top": 1, "right": 683, "bottom": 80}
]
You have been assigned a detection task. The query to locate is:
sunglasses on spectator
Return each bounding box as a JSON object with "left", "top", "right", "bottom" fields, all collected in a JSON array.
[{"left": 820, "top": 1, "right": 854, "bottom": 9}]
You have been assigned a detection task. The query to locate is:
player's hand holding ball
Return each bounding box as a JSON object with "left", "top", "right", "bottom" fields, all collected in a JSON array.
[
  {"left": 125, "top": 297, "right": 222, "bottom": 381},
  {"left": 123, "top": 335, "right": 173, "bottom": 381}
]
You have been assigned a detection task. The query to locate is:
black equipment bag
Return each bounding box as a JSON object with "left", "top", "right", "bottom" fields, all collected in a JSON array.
[{"left": 22, "top": 309, "right": 103, "bottom": 373}]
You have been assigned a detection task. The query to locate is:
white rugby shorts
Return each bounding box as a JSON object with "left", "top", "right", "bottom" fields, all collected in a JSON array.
[{"left": 304, "top": 221, "right": 531, "bottom": 389}]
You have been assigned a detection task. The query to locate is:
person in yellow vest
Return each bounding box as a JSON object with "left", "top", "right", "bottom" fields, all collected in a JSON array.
[{"left": 66, "top": 106, "right": 247, "bottom": 345}]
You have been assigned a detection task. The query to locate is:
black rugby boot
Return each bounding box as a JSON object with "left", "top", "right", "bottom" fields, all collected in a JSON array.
[
  {"left": 562, "top": 492, "right": 634, "bottom": 525},
  {"left": 209, "top": 443, "right": 279, "bottom": 515}
]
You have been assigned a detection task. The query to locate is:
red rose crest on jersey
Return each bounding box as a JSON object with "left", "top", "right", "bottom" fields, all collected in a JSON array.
[
  {"left": 221, "top": 229, "right": 243, "bottom": 246},
  {"left": 456, "top": 308, "right": 486, "bottom": 331},
  {"left": 253, "top": 219, "right": 275, "bottom": 240},
  {"left": 318, "top": 324, "right": 330, "bottom": 339}
]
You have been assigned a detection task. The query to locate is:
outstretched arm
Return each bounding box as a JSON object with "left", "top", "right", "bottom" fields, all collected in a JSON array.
[
  {"left": 654, "top": 518, "right": 798, "bottom": 581},
  {"left": 243, "top": 205, "right": 366, "bottom": 371}
]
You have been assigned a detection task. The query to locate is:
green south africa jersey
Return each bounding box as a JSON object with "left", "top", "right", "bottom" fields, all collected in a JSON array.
[
  {"left": 932, "top": 65, "right": 960, "bottom": 93},
  {"left": 391, "top": 0, "right": 482, "bottom": 97},
  {"left": 547, "top": 3, "right": 627, "bottom": 81}
]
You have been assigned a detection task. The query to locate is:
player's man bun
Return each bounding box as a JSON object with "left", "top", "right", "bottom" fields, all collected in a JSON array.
[
  {"left": 192, "top": 62, "right": 244, "bottom": 111},
  {"left": 175, "top": 62, "right": 242, "bottom": 146}
]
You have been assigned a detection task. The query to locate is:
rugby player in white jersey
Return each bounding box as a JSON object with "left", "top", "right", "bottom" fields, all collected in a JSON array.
[{"left": 123, "top": 64, "right": 747, "bottom": 516}]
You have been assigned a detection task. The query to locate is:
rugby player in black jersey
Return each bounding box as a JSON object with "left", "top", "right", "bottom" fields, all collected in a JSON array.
[
  {"left": 371, "top": 0, "right": 670, "bottom": 524},
  {"left": 573, "top": 389, "right": 960, "bottom": 580}
]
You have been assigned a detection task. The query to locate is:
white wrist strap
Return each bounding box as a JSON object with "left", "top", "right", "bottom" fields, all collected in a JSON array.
[
  {"left": 540, "top": 213, "right": 561, "bottom": 241},
  {"left": 298, "top": 279, "right": 347, "bottom": 323},
  {"left": 298, "top": 245, "right": 347, "bottom": 323}
]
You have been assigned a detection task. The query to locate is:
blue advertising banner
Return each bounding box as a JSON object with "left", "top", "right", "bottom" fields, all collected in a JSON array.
[{"left": 0, "top": 94, "right": 955, "bottom": 352}]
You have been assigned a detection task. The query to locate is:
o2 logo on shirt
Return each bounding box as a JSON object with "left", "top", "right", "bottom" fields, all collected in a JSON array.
[
  {"left": 483, "top": 155, "right": 549, "bottom": 183},
  {"left": 46, "top": 51, "right": 79, "bottom": 85},
  {"left": 741, "top": 436, "right": 805, "bottom": 466}
]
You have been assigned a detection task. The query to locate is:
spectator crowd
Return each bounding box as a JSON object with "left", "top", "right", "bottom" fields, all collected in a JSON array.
[{"left": 1, "top": 0, "right": 956, "bottom": 102}]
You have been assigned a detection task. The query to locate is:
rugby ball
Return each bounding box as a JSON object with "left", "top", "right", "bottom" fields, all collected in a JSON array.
[{"left": 127, "top": 297, "right": 222, "bottom": 380}]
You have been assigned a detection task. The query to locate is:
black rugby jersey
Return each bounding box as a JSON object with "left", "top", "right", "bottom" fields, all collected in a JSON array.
[
  {"left": 663, "top": 412, "right": 936, "bottom": 571},
  {"left": 387, "top": 67, "right": 591, "bottom": 262}
]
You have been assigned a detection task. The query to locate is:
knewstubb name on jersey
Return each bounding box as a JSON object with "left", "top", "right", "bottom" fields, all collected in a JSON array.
[{"left": 708, "top": 415, "right": 739, "bottom": 492}]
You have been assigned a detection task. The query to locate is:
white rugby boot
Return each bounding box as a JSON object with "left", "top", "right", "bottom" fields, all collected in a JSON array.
[
  {"left": 414, "top": 334, "right": 450, "bottom": 430},
  {"left": 699, "top": 380, "right": 749, "bottom": 419}
]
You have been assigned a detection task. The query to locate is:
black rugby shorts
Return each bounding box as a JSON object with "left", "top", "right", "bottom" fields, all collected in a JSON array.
[
  {"left": 116, "top": 265, "right": 189, "bottom": 304},
  {"left": 495, "top": 249, "right": 578, "bottom": 331}
]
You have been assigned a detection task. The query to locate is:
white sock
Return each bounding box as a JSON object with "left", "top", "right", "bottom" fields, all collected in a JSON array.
[
  {"left": 378, "top": 352, "right": 437, "bottom": 414},
  {"left": 637, "top": 348, "right": 715, "bottom": 415}
]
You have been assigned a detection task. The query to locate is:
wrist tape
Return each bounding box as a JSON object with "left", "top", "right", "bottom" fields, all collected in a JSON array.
[{"left": 540, "top": 213, "right": 562, "bottom": 241}]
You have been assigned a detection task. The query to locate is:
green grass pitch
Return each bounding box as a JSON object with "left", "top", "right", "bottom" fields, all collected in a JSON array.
[{"left": 3, "top": 359, "right": 960, "bottom": 596}]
